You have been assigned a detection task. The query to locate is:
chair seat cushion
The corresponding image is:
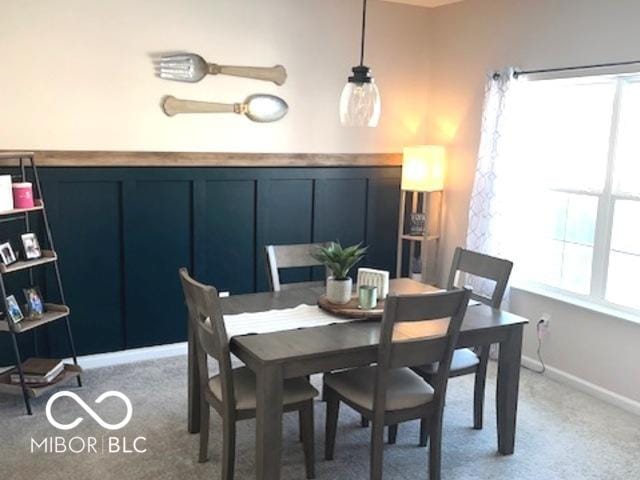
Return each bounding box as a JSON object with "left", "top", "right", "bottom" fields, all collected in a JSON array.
[
  {"left": 415, "top": 348, "right": 480, "bottom": 376},
  {"left": 324, "top": 366, "right": 434, "bottom": 411},
  {"left": 209, "top": 367, "right": 318, "bottom": 411}
]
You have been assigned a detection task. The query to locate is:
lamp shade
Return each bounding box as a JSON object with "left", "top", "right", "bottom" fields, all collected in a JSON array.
[
  {"left": 339, "top": 67, "right": 381, "bottom": 127},
  {"left": 401, "top": 145, "right": 445, "bottom": 192}
]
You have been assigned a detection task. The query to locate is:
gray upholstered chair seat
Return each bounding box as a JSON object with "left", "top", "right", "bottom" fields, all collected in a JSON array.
[
  {"left": 324, "top": 366, "right": 435, "bottom": 411},
  {"left": 415, "top": 348, "right": 480, "bottom": 376},
  {"left": 450, "top": 348, "right": 481, "bottom": 371},
  {"left": 209, "top": 367, "right": 319, "bottom": 411}
]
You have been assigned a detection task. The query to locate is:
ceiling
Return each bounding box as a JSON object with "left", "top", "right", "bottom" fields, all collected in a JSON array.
[{"left": 384, "top": 0, "right": 465, "bottom": 8}]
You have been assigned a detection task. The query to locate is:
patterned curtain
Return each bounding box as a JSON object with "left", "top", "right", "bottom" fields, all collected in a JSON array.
[{"left": 465, "top": 69, "right": 520, "bottom": 300}]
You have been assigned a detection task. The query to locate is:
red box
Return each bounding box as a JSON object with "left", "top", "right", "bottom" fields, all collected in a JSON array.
[{"left": 12, "top": 182, "right": 34, "bottom": 209}]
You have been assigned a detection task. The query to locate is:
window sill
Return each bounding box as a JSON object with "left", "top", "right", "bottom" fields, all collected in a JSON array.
[{"left": 510, "top": 282, "right": 640, "bottom": 326}]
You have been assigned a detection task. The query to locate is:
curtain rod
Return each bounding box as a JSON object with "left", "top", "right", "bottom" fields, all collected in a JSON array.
[{"left": 512, "top": 59, "right": 640, "bottom": 78}]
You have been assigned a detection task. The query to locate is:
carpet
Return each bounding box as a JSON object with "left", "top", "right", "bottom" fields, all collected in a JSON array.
[{"left": 1, "top": 356, "right": 638, "bottom": 480}]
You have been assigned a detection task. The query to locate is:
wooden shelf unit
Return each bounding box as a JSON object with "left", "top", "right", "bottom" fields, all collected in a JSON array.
[
  {"left": 0, "top": 153, "right": 81, "bottom": 415},
  {"left": 0, "top": 199, "right": 44, "bottom": 218},
  {"left": 0, "top": 364, "right": 82, "bottom": 399},
  {"left": 0, "top": 304, "right": 70, "bottom": 333},
  {"left": 396, "top": 190, "right": 442, "bottom": 284},
  {"left": 0, "top": 250, "right": 57, "bottom": 274},
  {"left": 400, "top": 234, "right": 440, "bottom": 242}
]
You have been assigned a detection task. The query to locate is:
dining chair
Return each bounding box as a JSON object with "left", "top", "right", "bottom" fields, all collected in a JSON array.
[
  {"left": 264, "top": 242, "right": 329, "bottom": 291},
  {"left": 265, "top": 242, "right": 333, "bottom": 409},
  {"left": 392, "top": 247, "right": 512, "bottom": 444},
  {"left": 323, "top": 288, "right": 471, "bottom": 480},
  {"left": 179, "top": 268, "right": 318, "bottom": 480}
]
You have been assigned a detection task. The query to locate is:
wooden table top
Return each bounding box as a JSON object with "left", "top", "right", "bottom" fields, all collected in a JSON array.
[{"left": 222, "top": 278, "right": 528, "bottom": 365}]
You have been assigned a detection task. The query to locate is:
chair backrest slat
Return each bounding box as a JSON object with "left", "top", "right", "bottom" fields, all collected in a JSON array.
[
  {"left": 393, "top": 292, "right": 468, "bottom": 323},
  {"left": 265, "top": 242, "right": 329, "bottom": 292},
  {"left": 388, "top": 337, "right": 449, "bottom": 369},
  {"left": 447, "top": 247, "right": 513, "bottom": 308},
  {"left": 373, "top": 289, "right": 471, "bottom": 416},
  {"left": 179, "top": 268, "right": 235, "bottom": 413}
]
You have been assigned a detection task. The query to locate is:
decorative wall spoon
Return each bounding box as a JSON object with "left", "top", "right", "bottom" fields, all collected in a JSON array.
[
  {"left": 158, "top": 53, "right": 287, "bottom": 85},
  {"left": 162, "top": 94, "right": 289, "bottom": 123}
]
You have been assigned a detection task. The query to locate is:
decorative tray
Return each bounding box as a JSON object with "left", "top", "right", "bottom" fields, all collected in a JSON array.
[{"left": 318, "top": 294, "right": 384, "bottom": 319}]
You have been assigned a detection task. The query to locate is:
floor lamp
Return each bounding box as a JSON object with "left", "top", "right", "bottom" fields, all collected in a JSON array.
[{"left": 396, "top": 145, "right": 445, "bottom": 283}]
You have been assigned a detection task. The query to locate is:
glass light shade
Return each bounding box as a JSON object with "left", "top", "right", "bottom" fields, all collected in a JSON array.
[
  {"left": 339, "top": 81, "right": 381, "bottom": 127},
  {"left": 401, "top": 145, "right": 446, "bottom": 192}
]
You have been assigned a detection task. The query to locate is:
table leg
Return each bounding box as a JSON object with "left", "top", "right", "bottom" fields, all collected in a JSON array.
[
  {"left": 496, "top": 324, "right": 523, "bottom": 454},
  {"left": 188, "top": 322, "right": 201, "bottom": 434},
  {"left": 256, "top": 365, "right": 284, "bottom": 480}
]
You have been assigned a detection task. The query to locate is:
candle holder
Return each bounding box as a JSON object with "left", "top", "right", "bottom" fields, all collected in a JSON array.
[{"left": 358, "top": 285, "right": 378, "bottom": 310}]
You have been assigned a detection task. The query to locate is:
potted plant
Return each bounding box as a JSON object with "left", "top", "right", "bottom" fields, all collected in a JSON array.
[{"left": 312, "top": 242, "right": 368, "bottom": 304}]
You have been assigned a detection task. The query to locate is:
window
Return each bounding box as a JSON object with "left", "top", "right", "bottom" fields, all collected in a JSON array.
[{"left": 507, "top": 73, "right": 640, "bottom": 315}]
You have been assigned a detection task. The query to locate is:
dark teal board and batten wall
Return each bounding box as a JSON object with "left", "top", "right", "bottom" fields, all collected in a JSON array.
[{"left": 0, "top": 166, "right": 401, "bottom": 365}]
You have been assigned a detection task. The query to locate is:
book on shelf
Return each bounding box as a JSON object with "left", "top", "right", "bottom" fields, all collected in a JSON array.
[{"left": 9, "top": 358, "right": 64, "bottom": 385}]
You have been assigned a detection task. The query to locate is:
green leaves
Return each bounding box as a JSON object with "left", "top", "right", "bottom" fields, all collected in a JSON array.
[{"left": 312, "top": 241, "right": 368, "bottom": 280}]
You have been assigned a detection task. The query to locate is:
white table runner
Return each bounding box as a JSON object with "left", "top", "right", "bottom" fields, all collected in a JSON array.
[
  {"left": 223, "top": 297, "right": 482, "bottom": 338},
  {"left": 224, "top": 304, "right": 351, "bottom": 338}
]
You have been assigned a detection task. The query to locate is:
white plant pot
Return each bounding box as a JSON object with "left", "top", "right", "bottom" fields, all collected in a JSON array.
[{"left": 326, "top": 277, "right": 352, "bottom": 305}]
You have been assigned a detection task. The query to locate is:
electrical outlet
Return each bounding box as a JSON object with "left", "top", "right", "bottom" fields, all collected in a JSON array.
[
  {"left": 537, "top": 313, "right": 551, "bottom": 338},
  {"left": 539, "top": 313, "right": 551, "bottom": 327}
]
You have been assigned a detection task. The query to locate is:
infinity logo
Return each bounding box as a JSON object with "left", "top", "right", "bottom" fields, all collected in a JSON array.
[{"left": 45, "top": 391, "right": 133, "bottom": 431}]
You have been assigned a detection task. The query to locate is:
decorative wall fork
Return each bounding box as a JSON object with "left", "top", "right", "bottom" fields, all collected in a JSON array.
[{"left": 157, "top": 53, "right": 287, "bottom": 85}]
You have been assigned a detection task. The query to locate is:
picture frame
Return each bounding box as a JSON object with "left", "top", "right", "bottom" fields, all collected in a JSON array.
[
  {"left": 23, "top": 287, "right": 45, "bottom": 319},
  {"left": 5, "top": 295, "right": 24, "bottom": 324},
  {"left": 409, "top": 213, "right": 426, "bottom": 236},
  {"left": 21, "top": 233, "right": 42, "bottom": 260},
  {"left": 0, "top": 241, "right": 17, "bottom": 266}
]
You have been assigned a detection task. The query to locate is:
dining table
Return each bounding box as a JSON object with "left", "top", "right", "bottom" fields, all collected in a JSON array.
[{"left": 187, "top": 278, "right": 529, "bottom": 480}]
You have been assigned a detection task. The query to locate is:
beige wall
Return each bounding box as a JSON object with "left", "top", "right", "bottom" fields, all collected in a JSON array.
[
  {"left": 3, "top": 0, "right": 639, "bottom": 405},
  {"left": 428, "top": 0, "right": 640, "bottom": 404},
  {"left": 0, "top": 0, "right": 430, "bottom": 153}
]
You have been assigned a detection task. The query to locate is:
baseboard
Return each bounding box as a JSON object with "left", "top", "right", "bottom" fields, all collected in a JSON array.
[
  {"left": 521, "top": 356, "right": 640, "bottom": 416},
  {"left": 65, "top": 342, "right": 187, "bottom": 370}
]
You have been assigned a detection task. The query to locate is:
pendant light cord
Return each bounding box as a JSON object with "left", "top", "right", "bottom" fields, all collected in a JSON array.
[{"left": 360, "top": 0, "right": 367, "bottom": 66}]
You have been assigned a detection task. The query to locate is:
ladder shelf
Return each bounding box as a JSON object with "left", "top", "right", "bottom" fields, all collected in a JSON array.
[{"left": 0, "top": 153, "right": 81, "bottom": 415}]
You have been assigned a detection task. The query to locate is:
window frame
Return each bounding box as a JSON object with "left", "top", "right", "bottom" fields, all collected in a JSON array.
[{"left": 515, "top": 74, "right": 640, "bottom": 320}]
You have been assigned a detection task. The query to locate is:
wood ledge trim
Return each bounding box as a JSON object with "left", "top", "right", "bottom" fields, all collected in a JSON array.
[{"left": 0, "top": 151, "right": 403, "bottom": 168}]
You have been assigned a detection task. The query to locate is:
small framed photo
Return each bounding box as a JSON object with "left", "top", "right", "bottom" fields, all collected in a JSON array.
[
  {"left": 21, "top": 233, "right": 42, "bottom": 260},
  {"left": 5, "top": 295, "right": 24, "bottom": 324},
  {"left": 23, "top": 287, "right": 45, "bottom": 319},
  {"left": 409, "top": 213, "right": 426, "bottom": 236},
  {"left": 0, "top": 242, "right": 17, "bottom": 266}
]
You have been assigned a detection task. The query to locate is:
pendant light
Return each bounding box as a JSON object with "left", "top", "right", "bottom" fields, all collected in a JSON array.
[{"left": 339, "top": 0, "right": 381, "bottom": 127}]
